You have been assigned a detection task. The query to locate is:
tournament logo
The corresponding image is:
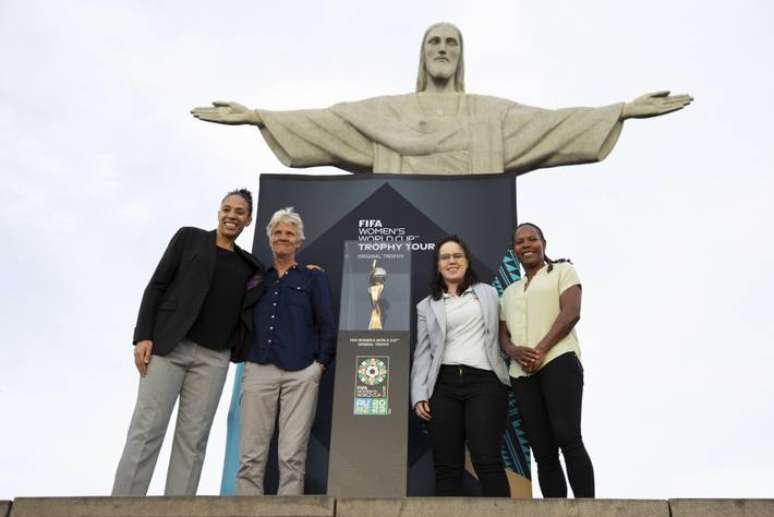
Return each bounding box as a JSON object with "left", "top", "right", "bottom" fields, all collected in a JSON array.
[{"left": 353, "top": 356, "right": 390, "bottom": 416}]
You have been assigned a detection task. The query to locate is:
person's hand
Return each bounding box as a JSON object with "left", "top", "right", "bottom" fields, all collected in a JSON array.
[
  {"left": 524, "top": 347, "right": 546, "bottom": 373},
  {"left": 190, "top": 101, "right": 263, "bottom": 126},
  {"left": 316, "top": 360, "right": 327, "bottom": 373},
  {"left": 415, "top": 400, "right": 432, "bottom": 421},
  {"left": 505, "top": 344, "right": 539, "bottom": 369},
  {"left": 622, "top": 91, "right": 693, "bottom": 120},
  {"left": 134, "top": 340, "right": 153, "bottom": 377}
]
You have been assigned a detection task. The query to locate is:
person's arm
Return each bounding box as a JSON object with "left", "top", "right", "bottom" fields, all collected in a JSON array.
[
  {"left": 311, "top": 270, "right": 337, "bottom": 369},
  {"left": 132, "top": 227, "right": 189, "bottom": 375},
  {"left": 411, "top": 304, "right": 433, "bottom": 421},
  {"left": 529, "top": 285, "right": 582, "bottom": 372}
]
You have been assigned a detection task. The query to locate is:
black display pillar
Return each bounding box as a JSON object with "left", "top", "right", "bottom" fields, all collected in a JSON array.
[{"left": 327, "top": 241, "right": 411, "bottom": 497}]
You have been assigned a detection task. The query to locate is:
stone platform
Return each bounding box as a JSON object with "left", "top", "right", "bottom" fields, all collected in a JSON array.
[{"left": 3, "top": 497, "right": 772, "bottom": 517}]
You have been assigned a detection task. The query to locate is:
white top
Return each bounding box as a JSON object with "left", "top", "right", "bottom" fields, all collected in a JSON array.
[
  {"left": 442, "top": 288, "right": 493, "bottom": 371},
  {"left": 500, "top": 262, "right": 582, "bottom": 378}
]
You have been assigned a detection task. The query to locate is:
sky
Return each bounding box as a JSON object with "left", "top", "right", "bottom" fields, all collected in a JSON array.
[{"left": 1, "top": 0, "right": 773, "bottom": 500}]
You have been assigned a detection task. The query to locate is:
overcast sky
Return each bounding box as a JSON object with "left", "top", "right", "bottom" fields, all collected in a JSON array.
[{"left": 1, "top": 0, "right": 772, "bottom": 500}]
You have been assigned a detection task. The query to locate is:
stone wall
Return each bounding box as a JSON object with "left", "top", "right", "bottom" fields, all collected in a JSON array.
[{"left": 4, "top": 497, "right": 773, "bottom": 517}]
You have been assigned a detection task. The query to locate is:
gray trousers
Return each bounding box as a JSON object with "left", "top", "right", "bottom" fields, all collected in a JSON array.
[
  {"left": 236, "top": 361, "right": 322, "bottom": 495},
  {"left": 112, "top": 340, "right": 230, "bottom": 496}
]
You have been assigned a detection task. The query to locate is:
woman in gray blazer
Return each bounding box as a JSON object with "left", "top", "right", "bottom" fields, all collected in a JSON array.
[{"left": 411, "top": 235, "right": 511, "bottom": 497}]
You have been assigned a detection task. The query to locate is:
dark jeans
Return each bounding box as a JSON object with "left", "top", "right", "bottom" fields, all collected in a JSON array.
[
  {"left": 429, "top": 365, "right": 510, "bottom": 497},
  {"left": 511, "top": 352, "right": 594, "bottom": 498}
]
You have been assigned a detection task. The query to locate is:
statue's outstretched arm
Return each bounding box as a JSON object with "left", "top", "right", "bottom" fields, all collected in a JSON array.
[
  {"left": 190, "top": 101, "right": 264, "bottom": 128},
  {"left": 621, "top": 91, "right": 693, "bottom": 120}
]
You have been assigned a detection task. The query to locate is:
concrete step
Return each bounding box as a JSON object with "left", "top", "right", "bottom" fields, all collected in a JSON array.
[
  {"left": 337, "top": 498, "right": 669, "bottom": 517},
  {"left": 5, "top": 497, "right": 774, "bottom": 517},
  {"left": 8, "top": 496, "right": 334, "bottom": 517},
  {"left": 669, "top": 499, "right": 774, "bottom": 517}
]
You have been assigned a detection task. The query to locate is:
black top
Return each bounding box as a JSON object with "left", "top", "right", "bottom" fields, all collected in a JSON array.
[
  {"left": 133, "top": 227, "right": 264, "bottom": 358},
  {"left": 187, "top": 246, "right": 254, "bottom": 350}
]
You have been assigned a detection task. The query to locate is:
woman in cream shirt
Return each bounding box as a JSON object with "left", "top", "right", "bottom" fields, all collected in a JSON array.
[{"left": 499, "top": 223, "right": 594, "bottom": 498}]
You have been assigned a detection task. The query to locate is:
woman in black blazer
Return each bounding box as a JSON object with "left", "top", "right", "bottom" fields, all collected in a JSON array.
[{"left": 112, "top": 189, "right": 264, "bottom": 496}]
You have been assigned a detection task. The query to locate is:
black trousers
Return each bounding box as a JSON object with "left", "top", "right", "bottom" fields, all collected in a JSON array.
[
  {"left": 429, "top": 365, "right": 510, "bottom": 497},
  {"left": 511, "top": 352, "right": 594, "bottom": 498}
]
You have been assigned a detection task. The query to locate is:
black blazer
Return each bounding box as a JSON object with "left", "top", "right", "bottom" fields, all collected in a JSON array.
[
  {"left": 133, "top": 226, "right": 264, "bottom": 357},
  {"left": 231, "top": 267, "right": 266, "bottom": 363}
]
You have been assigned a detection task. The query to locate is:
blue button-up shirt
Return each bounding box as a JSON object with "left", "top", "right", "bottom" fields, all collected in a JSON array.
[{"left": 247, "top": 264, "right": 336, "bottom": 371}]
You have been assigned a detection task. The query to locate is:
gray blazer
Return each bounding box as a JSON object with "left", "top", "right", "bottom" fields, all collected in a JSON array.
[{"left": 411, "top": 282, "right": 510, "bottom": 407}]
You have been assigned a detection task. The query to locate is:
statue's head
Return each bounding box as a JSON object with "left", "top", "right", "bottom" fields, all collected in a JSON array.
[{"left": 416, "top": 22, "right": 465, "bottom": 93}]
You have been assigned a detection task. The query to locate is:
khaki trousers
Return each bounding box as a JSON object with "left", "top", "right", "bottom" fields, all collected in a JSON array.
[
  {"left": 112, "top": 340, "right": 230, "bottom": 496},
  {"left": 236, "top": 361, "right": 322, "bottom": 495}
]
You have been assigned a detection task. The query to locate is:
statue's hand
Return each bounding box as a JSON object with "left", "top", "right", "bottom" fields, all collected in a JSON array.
[
  {"left": 622, "top": 91, "right": 693, "bottom": 120},
  {"left": 190, "top": 101, "right": 263, "bottom": 126}
]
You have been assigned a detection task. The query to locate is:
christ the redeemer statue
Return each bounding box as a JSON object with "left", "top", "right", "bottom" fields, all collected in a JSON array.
[{"left": 191, "top": 23, "right": 692, "bottom": 175}]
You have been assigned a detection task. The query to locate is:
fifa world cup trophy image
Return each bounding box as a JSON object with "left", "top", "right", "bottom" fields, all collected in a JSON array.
[{"left": 368, "top": 260, "right": 387, "bottom": 330}]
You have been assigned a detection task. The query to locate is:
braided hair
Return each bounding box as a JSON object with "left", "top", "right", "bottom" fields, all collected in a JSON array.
[
  {"left": 222, "top": 188, "right": 253, "bottom": 214},
  {"left": 514, "top": 222, "right": 572, "bottom": 274}
]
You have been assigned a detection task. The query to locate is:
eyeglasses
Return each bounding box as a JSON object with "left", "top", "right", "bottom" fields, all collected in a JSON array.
[{"left": 439, "top": 253, "right": 466, "bottom": 262}]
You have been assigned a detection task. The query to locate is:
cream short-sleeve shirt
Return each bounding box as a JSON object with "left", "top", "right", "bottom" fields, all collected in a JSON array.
[{"left": 499, "top": 262, "right": 582, "bottom": 378}]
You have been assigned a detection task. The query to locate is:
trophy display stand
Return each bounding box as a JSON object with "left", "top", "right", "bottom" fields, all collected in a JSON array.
[{"left": 327, "top": 241, "right": 412, "bottom": 497}]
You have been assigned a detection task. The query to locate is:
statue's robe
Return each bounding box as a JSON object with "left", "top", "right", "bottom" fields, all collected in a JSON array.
[{"left": 257, "top": 93, "right": 623, "bottom": 175}]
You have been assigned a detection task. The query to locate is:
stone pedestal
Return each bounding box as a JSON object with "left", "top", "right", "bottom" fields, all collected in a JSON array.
[
  {"left": 336, "top": 498, "right": 670, "bottom": 517},
  {"left": 670, "top": 499, "right": 774, "bottom": 517},
  {"left": 8, "top": 496, "right": 334, "bottom": 517},
  {"left": 5, "top": 497, "right": 774, "bottom": 517}
]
